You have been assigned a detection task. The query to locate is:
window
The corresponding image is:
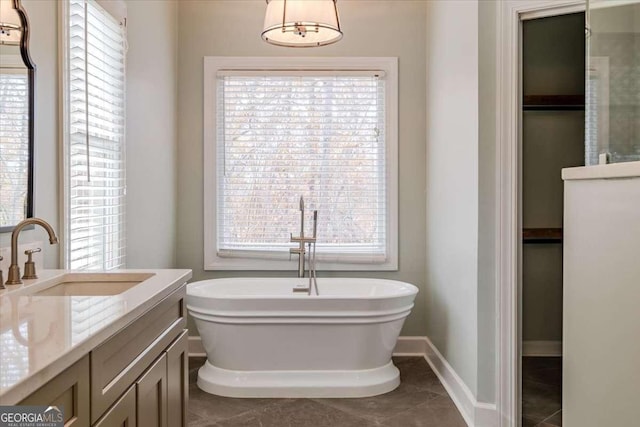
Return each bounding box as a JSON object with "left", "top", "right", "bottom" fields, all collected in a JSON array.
[
  {"left": 204, "top": 57, "right": 398, "bottom": 271},
  {"left": 61, "top": 0, "right": 127, "bottom": 270}
]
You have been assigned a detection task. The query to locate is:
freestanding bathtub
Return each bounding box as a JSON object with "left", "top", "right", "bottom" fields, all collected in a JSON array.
[{"left": 186, "top": 277, "right": 418, "bottom": 398}]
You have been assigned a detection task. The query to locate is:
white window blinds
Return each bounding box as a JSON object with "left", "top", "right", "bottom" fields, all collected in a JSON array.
[
  {"left": 64, "top": 0, "right": 126, "bottom": 270},
  {"left": 216, "top": 72, "right": 387, "bottom": 263},
  {"left": 0, "top": 70, "right": 29, "bottom": 228}
]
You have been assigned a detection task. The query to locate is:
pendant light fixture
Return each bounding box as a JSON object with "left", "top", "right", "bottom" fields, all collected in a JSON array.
[
  {"left": 0, "top": 0, "right": 21, "bottom": 45},
  {"left": 262, "top": 0, "right": 342, "bottom": 48}
]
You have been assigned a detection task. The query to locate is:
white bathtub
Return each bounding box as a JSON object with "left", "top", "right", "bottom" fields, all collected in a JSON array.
[{"left": 187, "top": 277, "right": 418, "bottom": 398}]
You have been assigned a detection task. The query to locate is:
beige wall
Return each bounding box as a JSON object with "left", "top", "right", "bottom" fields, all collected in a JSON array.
[
  {"left": 176, "top": 0, "right": 428, "bottom": 335},
  {"left": 0, "top": 0, "right": 179, "bottom": 270},
  {"left": 477, "top": 0, "right": 498, "bottom": 404},
  {"left": 125, "top": 1, "right": 178, "bottom": 268},
  {"left": 424, "top": 0, "right": 480, "bottom": 396}
]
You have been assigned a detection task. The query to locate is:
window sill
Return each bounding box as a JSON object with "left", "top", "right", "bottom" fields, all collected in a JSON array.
[{"left": 204, "top": 256, "right": 398, "bottom": 272}]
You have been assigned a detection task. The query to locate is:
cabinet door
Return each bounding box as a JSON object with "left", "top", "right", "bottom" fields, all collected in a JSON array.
[
  {"left": 20, "top": 355, "right": 89, "bottom": 427},
  {"left": 166, "top": 330, "right": 188, "bottom": 427},
  {"left": 94, "top": 386, "right": 136, "bottom": 427},
  {"left": 91, "top": 288, "right": 184, "bottom": 423},
  {"left": 136, "top": 355, "right": 167, "bottom": 427}
]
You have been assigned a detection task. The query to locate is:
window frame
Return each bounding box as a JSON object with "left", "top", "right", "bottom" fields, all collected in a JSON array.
[{"left": 203, "top": 56, "right": 398, "bottom": 271}]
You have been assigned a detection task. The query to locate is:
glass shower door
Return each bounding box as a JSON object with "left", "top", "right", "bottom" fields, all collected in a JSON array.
[{"left": 586, "top": 0, "right": 640, "bottom": 164}]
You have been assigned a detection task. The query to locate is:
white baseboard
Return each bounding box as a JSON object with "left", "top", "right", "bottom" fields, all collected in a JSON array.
[
  {"left": 522, "top": 340, "right": 562, "bottom": 357},
  {"left": 422, "top": 337, "right": 498, "bottom": 427},
  {"left": 189, "top": 335, "right": 497, "bottom": 427},
  {"left": 392, "top": 335, "right": 429, "bottom": 356},
  {"left": 189, "top": 335, "right": 206, "bottom": 357}
]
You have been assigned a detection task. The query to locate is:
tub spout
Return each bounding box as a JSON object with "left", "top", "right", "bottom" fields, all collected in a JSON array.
[
  {"left": 289, "top": 196, "right": 319, "bottom": 295},
  {"left": 290, "top": 196, "right": 309, "bottom": 278}
]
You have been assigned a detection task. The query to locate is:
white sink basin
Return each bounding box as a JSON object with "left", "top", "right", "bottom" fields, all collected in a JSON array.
[{"left": 30, "top": 272, "right": 155, "bottom": 297}]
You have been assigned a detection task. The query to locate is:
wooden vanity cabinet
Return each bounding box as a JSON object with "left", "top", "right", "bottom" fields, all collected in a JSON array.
[
  {"left": 94, "top": 330, "right": 187, "bottom": 427},
  {"left": 19, "top": 355, "right": 90, "bottom": 427},
  {"left": 91, "top": 287, "right": 185, "bottom": 422},
  {"left": 137, "top": 354, "right": 168, "bottom": 427},
  {"left": 166, "top": 331, "right": 188, "bottom": 427},
  {"left": 94, "top": 386, "right": 136, "bottom": 427},
  {"left": 18, "top": 285, "right": 188, "bottom": 427}
]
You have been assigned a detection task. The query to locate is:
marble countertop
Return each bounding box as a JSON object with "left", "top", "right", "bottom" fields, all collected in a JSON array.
[{"left": 0, "top": 269, "right": 192, "bottom": 405}]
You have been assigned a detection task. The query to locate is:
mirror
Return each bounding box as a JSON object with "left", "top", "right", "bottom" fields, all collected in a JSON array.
[{"left": 0, "top": 0, "right": 34, "bottom": 232}]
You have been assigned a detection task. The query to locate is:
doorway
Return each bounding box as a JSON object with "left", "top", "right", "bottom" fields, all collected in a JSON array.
[{"left": 520, "top": 12, "right": 585, "bottom": 427}]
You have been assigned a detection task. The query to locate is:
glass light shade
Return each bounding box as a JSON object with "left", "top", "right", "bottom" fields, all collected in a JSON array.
[
  {"left": 262, "top": 0, "right": 342, "bottom": 47},
  {"left": 0, "top": 0, "right": 21, "bottom": 45}
]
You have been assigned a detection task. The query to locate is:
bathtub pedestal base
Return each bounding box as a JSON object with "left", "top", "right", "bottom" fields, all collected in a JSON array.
[{"left": 197, "top": 360, "right": 401, "bottom": 398}]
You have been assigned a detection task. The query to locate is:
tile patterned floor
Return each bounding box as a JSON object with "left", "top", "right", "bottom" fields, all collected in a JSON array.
[
  {"left": 188, "top": 357, "right": 467, "bottom": 427},
  {"left": 522, "top": 357, "right": 562, "bottom": 427}
]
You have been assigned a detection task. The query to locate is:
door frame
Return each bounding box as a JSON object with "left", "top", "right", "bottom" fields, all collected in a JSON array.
[{"left": 495, "top": 1, "right": 585, "bottom": 426}]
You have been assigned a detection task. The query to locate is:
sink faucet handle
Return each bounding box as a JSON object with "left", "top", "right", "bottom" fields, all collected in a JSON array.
[
  {"left": 25, "top": 248, "right": 42, "bottom": 257},
  {"left": 22, "top": 248, "right": 41, "bottom": 281}
]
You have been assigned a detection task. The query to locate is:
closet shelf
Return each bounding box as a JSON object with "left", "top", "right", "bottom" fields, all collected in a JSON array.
[
  {"left": 523, "top": 228, "right": 563, "bottom": 244},
  {"left": 523, "top": 95, "right": 585, "bottom": 111}
]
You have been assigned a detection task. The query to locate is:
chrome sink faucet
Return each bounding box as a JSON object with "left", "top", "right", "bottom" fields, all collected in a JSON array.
[
  {"left": 290, "top": 196, "right": 319, "bottom": 295},
  {"left": 5, "top": 218, "right": 58, "bottom": 286}
]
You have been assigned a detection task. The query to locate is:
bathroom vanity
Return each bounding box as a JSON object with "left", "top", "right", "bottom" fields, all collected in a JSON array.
[{"left": 0, "top": 269, "right": 192, "bottom": 427}]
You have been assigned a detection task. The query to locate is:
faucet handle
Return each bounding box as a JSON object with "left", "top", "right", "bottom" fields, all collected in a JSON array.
[
  {"left": 291, "top": 236, "right": 316, "bottom": 244},
  {"left": 22, "top": 248, "right": 41, "bottom": 280},
  {"left": 25, "top": 248, "right": 41, "bottom": 258}
]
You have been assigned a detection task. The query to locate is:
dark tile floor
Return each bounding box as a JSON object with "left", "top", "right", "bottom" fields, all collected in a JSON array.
[
  {"left": 188, "top": 357, "right": 467, "bottom": 427},
  {"left": 522, "top": 357, "right": 562, "bottom": 427}
]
